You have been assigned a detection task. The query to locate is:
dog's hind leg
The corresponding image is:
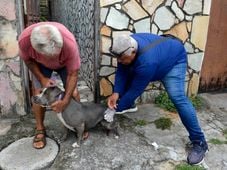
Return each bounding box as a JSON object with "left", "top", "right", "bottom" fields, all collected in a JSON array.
[{"left": 72, "top": 122, "right": 85, "bottom": 148}]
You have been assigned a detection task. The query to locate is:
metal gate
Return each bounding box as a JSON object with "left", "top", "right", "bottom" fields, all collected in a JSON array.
[
  {"left": 23, "top": 0, "right": 40, "bottom": 26},
  {"left": 50, "top": 0, "right": 100, "bottom": 102}
]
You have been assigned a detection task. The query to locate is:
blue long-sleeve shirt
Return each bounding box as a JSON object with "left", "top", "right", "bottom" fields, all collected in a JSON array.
[{"left": 114, "top": 33, "right": 187, "bottom": 112}]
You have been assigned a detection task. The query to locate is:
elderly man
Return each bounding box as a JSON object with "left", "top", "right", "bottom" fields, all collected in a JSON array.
[
  {"left": 18, "top": 22, "right": 81, "bottom": 149},
  {"left": 106, "top": 33, "right": 208, "bottom": 165}
]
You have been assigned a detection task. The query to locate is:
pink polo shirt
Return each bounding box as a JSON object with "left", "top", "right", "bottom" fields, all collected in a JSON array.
[{"left": 18, "top": 22, "right": 81, "bottom": 71}]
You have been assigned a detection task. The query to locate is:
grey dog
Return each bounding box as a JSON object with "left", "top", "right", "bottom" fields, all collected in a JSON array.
[{"left": 32, "top": 86, "right": 119, "bottom": 147}]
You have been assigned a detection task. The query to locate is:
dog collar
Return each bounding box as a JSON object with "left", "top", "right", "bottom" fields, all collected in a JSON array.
[
  {"left": 40, "top": 93, "right": 64, "bottom": 108},
  {"left": 57, "top": 93, "right": 64, "bottom": 100}
]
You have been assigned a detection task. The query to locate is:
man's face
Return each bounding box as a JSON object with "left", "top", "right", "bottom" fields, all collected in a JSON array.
[
  {"left": 117, "top": 52, "right": 136, "bottom": 65},
  {"left": 109, "top": 46, "right": 136, "bottom": 65}
]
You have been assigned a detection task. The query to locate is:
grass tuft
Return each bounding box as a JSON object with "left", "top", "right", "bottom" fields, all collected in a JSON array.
[
  {"left": 175, "top": 163, "right": 205, "bottom": 170},
  {"left": 209, "top": 138, "right": 227, "bottom": 145},
  {"left": 135, "top": 119, "right": 148, "bottom": 126},
  {"left": 154, "top": 117, "right": 172, "bottom": 130}
]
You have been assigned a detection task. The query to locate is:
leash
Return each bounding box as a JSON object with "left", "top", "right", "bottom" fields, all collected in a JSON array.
[
  {"left": 138, "top": 36, "right": 170, "bottom": 56},
  {"left": 138, "top": 34, "right": 182, "bottom": 56}
]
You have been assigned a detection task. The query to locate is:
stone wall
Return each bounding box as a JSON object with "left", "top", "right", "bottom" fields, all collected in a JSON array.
[
  {"left": 0, "top": 0, "right": 212, "bottom": 117},
  {"left": 50, "top": 0, "right": 97, "bottom": 91},
  {"left": 99, "top": 0, "right": 211, "bottom": 102},
  {"left": 0, "top": 0, "right": 26, "bottom": 116}
]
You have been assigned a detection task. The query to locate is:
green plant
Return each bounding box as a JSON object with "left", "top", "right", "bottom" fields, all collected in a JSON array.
[
  {"left": 100, "top": 99, "right": 107, "bottom": 105},
  {"left": 154, "top": 92, "right": 203, "bottom": 112},
  {"left": 209, "top": 138, "right": 227, "bottom": 145},
  {"left": 223, "top": 129, "right": 227, "bottom": 138},
  {"left": 189, "top": 95, "right": 202, "bottom": 110},
  {"left": 40, "top": 16, "right": 47, "bottom": 21},
  {"left": 135, "top": 119, "right": 148, "bottom": 126},
  {"left": 154, "top": 117, "right": 172, "bottom": 130},
  {"left": 175, "top": 163, "right": 205, "bottom": 170},
  {"left": 154, "top": 91, "right": 176, "bottom": 112}
]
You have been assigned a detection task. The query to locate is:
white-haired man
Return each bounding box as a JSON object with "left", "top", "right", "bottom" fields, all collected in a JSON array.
[
  {"left": 106, "top": 33, "right": 208, "bottom": 165},
  {"left": 18, "top": 22, "right": 81, "bottom": 149}
]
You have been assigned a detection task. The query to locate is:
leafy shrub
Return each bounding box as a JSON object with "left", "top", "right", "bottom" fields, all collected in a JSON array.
[
  {"left": 154, "top": 92, "right": 202, "bottom": 112},
  {"left": 154, "top": 91, "right": 176, "bottom": 112}
]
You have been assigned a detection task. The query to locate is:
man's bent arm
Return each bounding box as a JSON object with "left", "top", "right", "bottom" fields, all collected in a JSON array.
[
  {"left": 24, "top": 59, "right": 45, "bottom": 83},
  {"left": 63, "top": 70, "right": 79, "bottom": 103},
  {"left": 116, "top": 64, "right": 157, "bottom": 111},
  {"left": 114, "top": 63, "right": 129, "bottom": 95}
]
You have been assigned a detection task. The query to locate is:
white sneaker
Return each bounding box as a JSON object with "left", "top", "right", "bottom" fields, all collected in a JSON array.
[{"left": 115, "top": 106, "right": 138, "bottom": 114}]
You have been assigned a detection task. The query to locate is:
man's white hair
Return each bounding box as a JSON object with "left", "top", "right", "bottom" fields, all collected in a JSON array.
[
  {"left": 30, "top": 24, "right": 63, "bottom": 56},
  {"left": 111, "top": 34, "right": 138, "bottom": 56}
]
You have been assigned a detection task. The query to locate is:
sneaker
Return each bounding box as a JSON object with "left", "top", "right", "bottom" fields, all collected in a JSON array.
[
  {"left": 115, "top": 105, "right": 138, "bottom": 114},
  {"left": 187, "top": 140, "right": 208, "bottom": 165}
]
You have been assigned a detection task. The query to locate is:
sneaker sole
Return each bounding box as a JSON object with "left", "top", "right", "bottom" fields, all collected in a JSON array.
[
  {"left": 115, "top": 107, "right": 138, "bottom": 114},
  {"left": 189, "top": 150, "right": 209, "bottom": 166},
  {"left": 192, "top": 158, "right": 204, "bottom": 166}
]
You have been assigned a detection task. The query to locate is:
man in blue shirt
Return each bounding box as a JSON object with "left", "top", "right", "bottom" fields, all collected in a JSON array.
[{"left": 106, "top": 33, "right": 208, "bottom": 165}]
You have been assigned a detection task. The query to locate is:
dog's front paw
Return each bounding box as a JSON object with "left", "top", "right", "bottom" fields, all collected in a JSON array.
[
  {"left": 114, "top": 135, "right": 119, "bottom": 139},
  {"left": 72, "top": 142, "right": 80, "bottom": 148}
]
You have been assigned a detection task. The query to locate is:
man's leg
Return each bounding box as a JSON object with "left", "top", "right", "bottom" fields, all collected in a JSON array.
[
  {"left": 57, "top": 68, "right": 80, "bottom": 101},
  {"left": 32, "top": 64, "right": 53, "bottom": 149},
  {"left": 162, "top": 62, "right": 205, "bottom": 141},
  {"left": 32, "top": 89, "right": 46, "bottom": 149},
  {"left": 161, "top": 62, "right": 207, "bottom": 164}
]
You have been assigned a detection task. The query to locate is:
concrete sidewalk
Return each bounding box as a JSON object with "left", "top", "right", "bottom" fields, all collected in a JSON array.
[{"left": 0, "top": 90, "right": 227, "bottom": 170}]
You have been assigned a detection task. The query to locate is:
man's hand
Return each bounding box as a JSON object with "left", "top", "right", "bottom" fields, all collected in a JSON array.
[
  {"left": 104, "top": 108, "right": 116, "bottom": 122},
  {"left": 25, "top": 60, "right": 55, "bottom": 87},
  {"left": 51, "top": 70, "right": 79, "bottom": 113},
  {"left": 107, "top": 93, "right": 119, "bottom": 109},
  {"left": 40, "top": 77, "right": 56, "bottom": 87},
  {"left": 51, "top": 100, "right": 68, "bottom": 113}
]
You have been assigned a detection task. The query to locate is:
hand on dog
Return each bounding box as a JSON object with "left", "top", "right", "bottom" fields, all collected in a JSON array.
[
  {"left": 107, "top": 93, "right": 119, "bottom": 110},
  {"left": 41, "top": 77, "right": 56, "bottom": 87},
  {"left": 51, "top": 100, "right": 68, "bottom": 113}
]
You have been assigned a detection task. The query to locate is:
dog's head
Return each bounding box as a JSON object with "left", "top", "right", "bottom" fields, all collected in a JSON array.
[{"left": 32, "top": 86, "right": 64, "bottom": 107}]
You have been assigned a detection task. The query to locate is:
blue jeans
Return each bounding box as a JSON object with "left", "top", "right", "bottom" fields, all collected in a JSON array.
[{"left": 161, "top": 62, "right": 206, "bottom": 142}]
